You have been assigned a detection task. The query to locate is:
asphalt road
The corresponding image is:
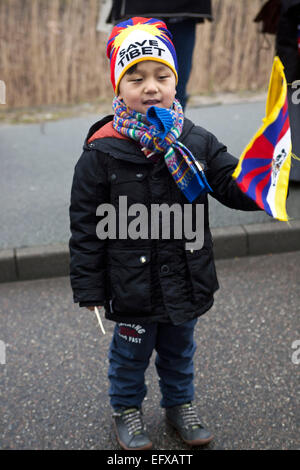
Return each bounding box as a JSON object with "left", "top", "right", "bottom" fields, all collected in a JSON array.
[
  {"left": 1, "top": 100, "right": 300, "bottom": 251},
  {"left": 0, "top": 251, "right": 299, "bottom": 450}
]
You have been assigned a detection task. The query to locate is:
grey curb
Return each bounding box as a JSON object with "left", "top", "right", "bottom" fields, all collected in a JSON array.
[
  {"left": 212, "top": 219, "right": 300, "bottom": 259},
  {"left": 0, "top": 219, "right": 300, "bottom": 284}
]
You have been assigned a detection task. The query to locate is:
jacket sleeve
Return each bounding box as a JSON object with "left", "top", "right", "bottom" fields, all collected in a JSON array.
[
  {"left": 205, "top": 131, "right": 262, "bottom": 211},
  {"left": 69, "top": 149, "right": 109, "bottom": 305}
]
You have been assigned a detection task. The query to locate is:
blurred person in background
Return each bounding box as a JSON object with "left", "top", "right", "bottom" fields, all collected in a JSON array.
[{"left": 254, "top": 0, "right": 300, "bottom": 181}]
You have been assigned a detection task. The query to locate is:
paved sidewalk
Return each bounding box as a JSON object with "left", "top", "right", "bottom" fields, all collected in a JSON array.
[
  {"left": 0, "top": 251, "right": 299, "bottom": 450},
  {"left": 0, "top": 99, "right": 299, "bottom": 282}
]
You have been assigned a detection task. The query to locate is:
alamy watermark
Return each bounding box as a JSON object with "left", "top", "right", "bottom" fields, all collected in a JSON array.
[
  {"left": 96, "top": 196, "right": 204, "bottom": 250},
  {"left": 0, "top": 340, "right": 6, "bottom": 365},
  {"left": 291, "top": 340, "right": 300, "bottom": 365},
  {"left": 291, "top": 80, "right": 300, "bottom": 105},
  {"left": 0, "top": 80, "right": 6, "bottom": 104}
]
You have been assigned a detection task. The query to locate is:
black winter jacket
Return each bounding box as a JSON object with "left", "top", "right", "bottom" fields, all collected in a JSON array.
[
  {"left": 69, "top": 116, "right": 260, "bottom": 325},
  {"left": 108, "top": 0, "right": 212, "bottom": 24}
]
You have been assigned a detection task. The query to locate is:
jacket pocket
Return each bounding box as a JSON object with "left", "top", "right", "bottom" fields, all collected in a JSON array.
[
  {"left": 185, "top": 246, "right": 218, "bottom": 302},
  {"left": 108, "top": 249, "right": 152, "bottom": 314},
  {"left": 109, "top": 168, "right": 149, "bottom": 205}
]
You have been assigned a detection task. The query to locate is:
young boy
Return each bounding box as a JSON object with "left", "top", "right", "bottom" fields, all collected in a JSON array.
[{"left": 69, "top": 17, "right": 260, "bottom": 450}]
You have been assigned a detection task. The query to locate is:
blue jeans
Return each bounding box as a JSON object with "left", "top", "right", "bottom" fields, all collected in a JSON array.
[
  {"left": 165, "top": 19, "right": 197, "bottom": 110},
  {"left": 108, "top": 318, "right": 198, "bottom": 410}
]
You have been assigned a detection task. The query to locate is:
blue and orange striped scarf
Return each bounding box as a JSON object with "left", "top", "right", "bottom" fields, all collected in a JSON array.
[{"left": 112, "top": 97, "right": 212, "bottom": 202}]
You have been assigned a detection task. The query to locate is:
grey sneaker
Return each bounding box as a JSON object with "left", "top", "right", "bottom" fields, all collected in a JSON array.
[
  {"left": 113, "top": 407, "right": 153, "bottom": 450},
  {"left": 166, "top": 402, "right": 213, "bottom": 446}
]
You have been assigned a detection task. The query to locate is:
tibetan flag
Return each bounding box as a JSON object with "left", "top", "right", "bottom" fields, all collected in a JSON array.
[{"left": 232, "top": 56, "right": 291, "bottom": 221}]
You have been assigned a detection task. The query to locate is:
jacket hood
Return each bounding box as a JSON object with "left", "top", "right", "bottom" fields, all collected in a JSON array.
[{"left": 87, "top": 117, "right": 129, "bottom": 143}]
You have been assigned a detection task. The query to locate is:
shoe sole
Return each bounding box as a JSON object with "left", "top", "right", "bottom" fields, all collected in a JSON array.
[
  {"left": 113, "top": 421, "right": 153, "bottom": 451},
  {"left": 166, "top": 418, "right": 214, "bottom": 447}
]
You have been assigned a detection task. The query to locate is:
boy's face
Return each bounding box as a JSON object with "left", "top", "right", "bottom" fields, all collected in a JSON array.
[{"left": 118, "top": 61, "right": 177, "bottom": 115}]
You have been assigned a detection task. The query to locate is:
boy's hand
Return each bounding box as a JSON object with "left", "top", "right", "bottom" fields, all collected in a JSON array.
[{"left": 86, "top": 306, "right": 102, "bottom": 311}]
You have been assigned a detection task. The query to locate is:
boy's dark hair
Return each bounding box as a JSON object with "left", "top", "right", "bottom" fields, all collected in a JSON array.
[{"left": 126, "top": 63, "right": 138, "bottom": 75}]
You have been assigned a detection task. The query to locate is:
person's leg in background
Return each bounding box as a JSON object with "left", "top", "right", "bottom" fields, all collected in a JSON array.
[
  {"left": 288, "top": 85, "right": 300, "bottom": 181},
  {"left": 165, "top": 19, "right": 197, "bottom": 111}
]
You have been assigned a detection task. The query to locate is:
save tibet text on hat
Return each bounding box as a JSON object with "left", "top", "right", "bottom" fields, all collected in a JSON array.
[{"left": 118, "top": 39, "right": 166, "bottom": 67}]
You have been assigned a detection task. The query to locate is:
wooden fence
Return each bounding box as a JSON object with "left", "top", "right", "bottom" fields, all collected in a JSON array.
[{"left": 0, "top": 0, "right": 275, "bottom": 108}]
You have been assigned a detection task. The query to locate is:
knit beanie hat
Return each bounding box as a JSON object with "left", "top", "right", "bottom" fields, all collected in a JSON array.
[{"left": 106, "top": 17, "right": 178, "bottom": 95}]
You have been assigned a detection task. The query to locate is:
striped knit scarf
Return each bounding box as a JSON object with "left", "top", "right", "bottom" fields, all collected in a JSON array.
[{"left": 112, "top": 97, "right": 212, "bottom": 202}]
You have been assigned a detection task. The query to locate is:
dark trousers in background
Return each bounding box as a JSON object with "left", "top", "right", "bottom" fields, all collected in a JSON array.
[
  {"left": 288, "top": 85, "right": 300, "bottom": 181},
  {"left": 165, "top": 19, "right": 197, "bottom": 111},
  {"left": 108, "top": 318, "right": 198, "bottom": 410}
]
